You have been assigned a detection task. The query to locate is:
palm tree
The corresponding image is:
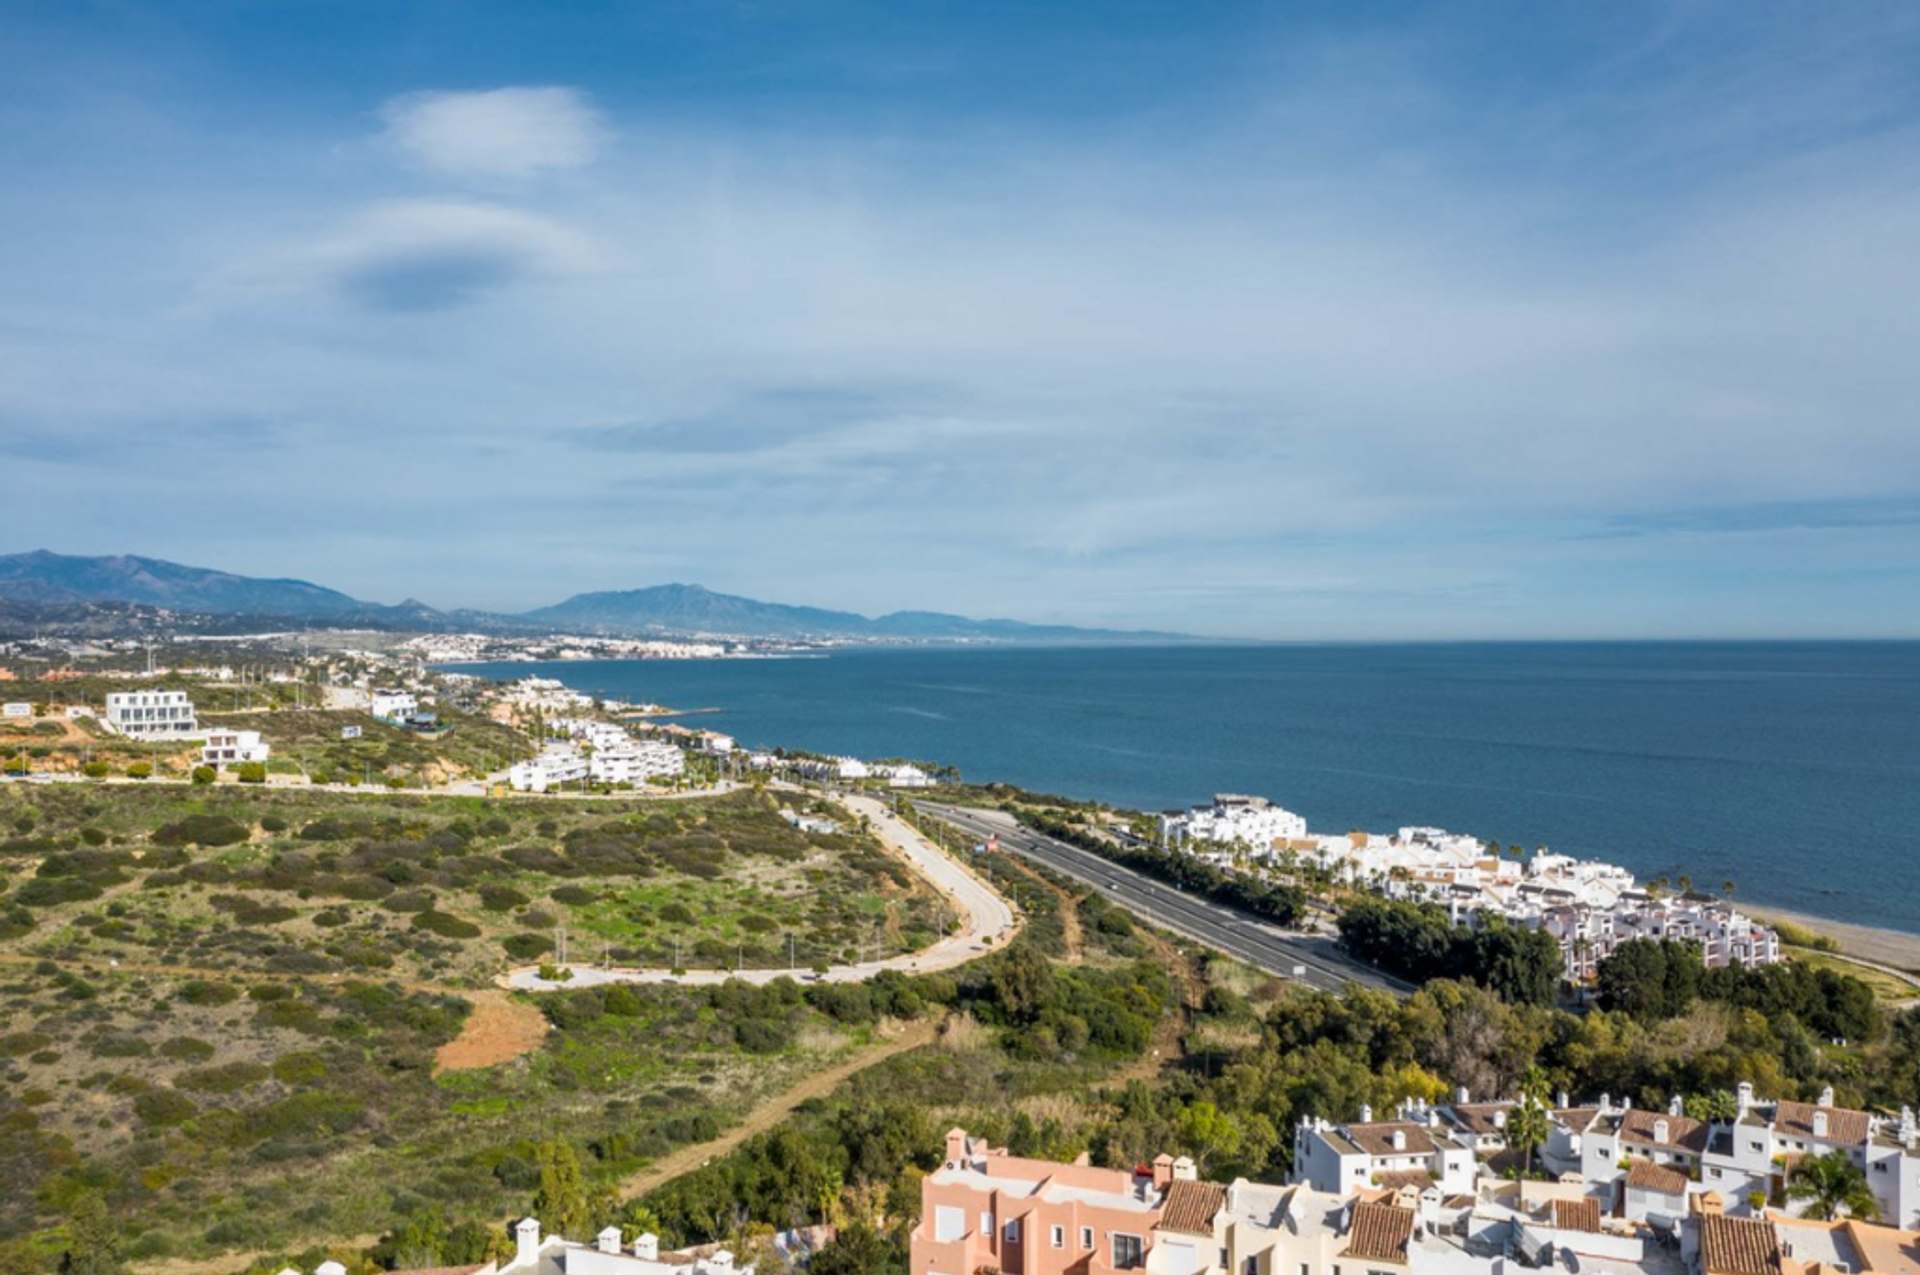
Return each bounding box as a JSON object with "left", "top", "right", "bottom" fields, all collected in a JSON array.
[
  {"left": 1786, "top": 1149, "right": 1880, "bottom": 1221},
  {"left": 1508, "top": 1065, "right": 1553, "bottom": 1179}
]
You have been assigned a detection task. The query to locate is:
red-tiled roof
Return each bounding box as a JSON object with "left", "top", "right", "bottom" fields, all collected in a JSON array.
[
  {"left": 1449, "top": 1103, "right": 1516, "bottom": 1136},
  {"left": 1553, "top": 1199, "right": 1602, "bottom": 1233},
  {"left": 1375, "top": 1170, "right": 1435, "bottom": 1192},
  {"left": 1777, "top": 1101, "right": 1872, "bottom": 1147},
  {"left": 1159, "top": 1179, "right": 1227, "bottom": 1237},
  {"left": 1699, "top": 1213, "right": 1783, "bottom": 1275},
  {"left": 1343, "top": 1203, "right": 1415, "bottom": 1264},
  {"left": 1626, "top": 1160, "right": 1690, "bottom": 1195},
  {"left": 1345, "top": 1122, "right": 1439, "bottom": 1157},
  {"left": 1617, "top": 1109, "right": 1709, "bottom": 1152}
]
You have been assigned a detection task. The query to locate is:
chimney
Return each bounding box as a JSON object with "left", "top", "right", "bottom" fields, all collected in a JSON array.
[
  {"left": 599, "top": 1227, "right": 624, "bottom": 1254},
  {"left": 1493, "top": 1110, "right": 1507, "bottom": 1130},
  {"left": 708, "top": 1251, "right": 736, "bottom": 1275},
  {"left": 1558, "top": 1091, "right": 1570, "bottom": 1111},
  {"left": 1173, "top": 1155, "right": 1198, "bottom": 1182},
  {"left": 1153, "top": 1153, "right": 1175, "bottom": 1189},
  {"left": 1359, "top": 1104, "right": 1374, "bottom": 1124},
  {"left": 636, "top": 1233, "right": 661, "bottom": 1260},
  {"left": 1818, "top": 1087, "right": 1835, "bottom": 1109},
  {"left": 1458, "top": 1087, "right": 1471, "bottom": 1105},
  {"left": 1391, "top": 1130, "right": 1407, "bottom": 1151},
  {"left": 516, "top": 1218, "right": 542, "bottom": 1270},
  {"left": 1813, "top": 1111, "right": 1830, "bottom": 1140},
  {"left": 1901, "top": 1107, "right": 1916, "bottom": 1143},
  {"left": 1737, "top": 1082, "right": 1753, "bottom": 1115},
  {"left": 316, "top": 1264, "right": 347, "bottom": 1275},
  {"left": 946, "top": 1127, "right": 969, "bottom": 1166},
  {"left": 1669, "top": 1096, "right": 1684, "bottom": 1118},
  {"left": 1653, "top": 1119, "right": 1670, "bottom": 1145}
]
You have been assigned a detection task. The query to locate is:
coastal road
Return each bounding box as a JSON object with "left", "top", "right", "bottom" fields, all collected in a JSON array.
[{"left": 917, "top": 802, "right": 1415, "bottom": 997}]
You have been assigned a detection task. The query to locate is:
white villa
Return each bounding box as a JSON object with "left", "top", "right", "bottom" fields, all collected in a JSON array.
[
  {"left": 202, "top": 729, "right": 270, "bottom": 767},
  {"left": 104, "top": 689, "right": 197, "bottom": 738}
]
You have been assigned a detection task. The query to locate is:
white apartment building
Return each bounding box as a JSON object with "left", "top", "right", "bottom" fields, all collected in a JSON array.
[
  {"left": 1163, "top": 795, "right": 1309, "bottom": 849},
  {"left": 1292, "top": 1109, "right": 1478, "bottom": 1196},
  {"left": 104, "top": 690, "right": 197, "bottom": 738},
  {"left": 202, "top": 729, "right": 270, "bottom": 767},
  {"left": 590, "top": 741, "right": 686, "bottom": 785},
  {"left": 509, "top": 746, "right": 590, "bottom": 793}
]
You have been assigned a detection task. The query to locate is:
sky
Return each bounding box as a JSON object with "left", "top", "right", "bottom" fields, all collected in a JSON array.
[{"left": 2, "top": 1, "right": 1919, "bottom": 639}]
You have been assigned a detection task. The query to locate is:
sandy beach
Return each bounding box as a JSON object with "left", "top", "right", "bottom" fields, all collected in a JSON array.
[{"left": 1750, "top": 906, "right": 1920, "bottom": 975}]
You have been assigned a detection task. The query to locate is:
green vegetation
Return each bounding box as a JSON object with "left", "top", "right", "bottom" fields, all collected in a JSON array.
[
  {"left": 0, "top": 780, "right": 958, "bottom": 1271},
  {"left": 1337, "top": 897, "right": 1561, "bottom": 1005}
]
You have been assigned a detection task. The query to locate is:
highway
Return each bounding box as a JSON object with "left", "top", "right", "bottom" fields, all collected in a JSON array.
[{"left": 917, "top": 802, "right": 1416, "bottom": 997}]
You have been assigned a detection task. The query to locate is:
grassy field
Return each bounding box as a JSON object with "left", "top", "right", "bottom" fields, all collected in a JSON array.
[
  {"left": 1785, "top": 945, "right": 1920, "bottom": 1007},
  {"left": 0, "top": 781, "right": 957, "bottom": 1269}
]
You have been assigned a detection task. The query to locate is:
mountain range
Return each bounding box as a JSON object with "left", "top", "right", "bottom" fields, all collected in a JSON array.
[{"left": 0, "top": 550, "right": 1181, "bottom": 643}]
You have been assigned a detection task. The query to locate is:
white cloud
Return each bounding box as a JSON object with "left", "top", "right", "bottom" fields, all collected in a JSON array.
[{"left": 379, "top": 86, "right": 605, "bottom": 179}]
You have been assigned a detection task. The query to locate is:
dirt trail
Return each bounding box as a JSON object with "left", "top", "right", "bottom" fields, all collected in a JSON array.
[
  {"left": 998, "top": 855, "right": 1084, "bottom": 962},
  {"left": 619, "top": 1016, "right": 941, "bottom": 1200},
  {"left": 436, "top": 988, "right": 550, "bottom": 1072},
  {"left": 1109, "top": 928, "right": 1199, "bottom": 1086}
]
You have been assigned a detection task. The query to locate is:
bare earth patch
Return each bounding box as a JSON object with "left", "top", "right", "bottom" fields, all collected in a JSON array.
[{"left": 435, "top": 989, "right": 549, "bottom": 1072}]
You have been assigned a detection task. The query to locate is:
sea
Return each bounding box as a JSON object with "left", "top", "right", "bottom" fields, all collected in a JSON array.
[{"left": 448, "top": 642, "right": 1920, "bottom": 937}]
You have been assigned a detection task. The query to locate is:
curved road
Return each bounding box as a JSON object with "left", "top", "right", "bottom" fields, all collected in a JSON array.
[
  {"left": 919, "top": 802, "right": 1413, "bottom": 997},
  {"left": 501, "top": 791, "right": 1017, "bottom": 990}
]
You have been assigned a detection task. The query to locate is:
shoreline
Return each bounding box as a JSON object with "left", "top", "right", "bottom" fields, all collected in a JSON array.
[{"left": 1746, "top": 906, "right": 1920, "bottom": 976}]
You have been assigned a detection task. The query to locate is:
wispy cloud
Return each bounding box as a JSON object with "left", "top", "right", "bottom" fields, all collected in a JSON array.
[{"left": 378, "top": 87, "right": 606, "bottom": 180}]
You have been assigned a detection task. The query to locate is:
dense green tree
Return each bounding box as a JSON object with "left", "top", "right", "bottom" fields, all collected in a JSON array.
[
  {"left": 58, "top": 1191, "right": 124, "bottom": 1275},
  {"left": 533, "top": 1139, "right": 592, "bottom": 1239}
]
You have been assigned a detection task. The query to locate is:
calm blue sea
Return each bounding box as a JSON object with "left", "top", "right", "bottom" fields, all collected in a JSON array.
[{"left": 449, "top": 643, "right": 1920, "bottom": 936}]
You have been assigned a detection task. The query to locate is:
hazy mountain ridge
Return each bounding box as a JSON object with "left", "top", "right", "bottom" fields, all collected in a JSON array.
[{"left": 0, "top": 552, "right": 1184, "bottom": 642}]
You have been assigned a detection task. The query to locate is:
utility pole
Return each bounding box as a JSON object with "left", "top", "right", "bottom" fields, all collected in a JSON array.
[{"left": 788, "top": 933, "right": 796, "bottom": 973}]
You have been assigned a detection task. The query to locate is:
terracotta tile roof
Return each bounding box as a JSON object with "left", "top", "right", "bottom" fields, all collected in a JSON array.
[
  {"left": 1159, "top": 1179, "right": 1227, "bottom": 1236},
  {"left": 1776, "top": 1101, "right": 1872, "bottom": 1147},
  {"left": 1344, "top": 1122, "right": 1439, "bottom": 1157},
  {"left": 1626, "top": 1160, "right": 1690, "bottom": 1195},
  {"left": 1555, "top": 1107, "right": 1602, "bottom": 1131},
  {"left": 1553, "top": 1199, "right": 1603, "bottom": 1233},
  {"left": 1448, "top": 1103, "right": 1515, "bottom": 1136},
  {"left": 1700, "top": 1213, "right": 1783, "bottom": 1275},
  {"left": 1374, "top": 1170, "right": 1435, "bottom": 1192},
  {"left": 1617, "top": 1108, "right": 1710, "bottom": 1153},
  {"left": 1343, "top": 1203, "right": 1415, "bottom": 1264}
]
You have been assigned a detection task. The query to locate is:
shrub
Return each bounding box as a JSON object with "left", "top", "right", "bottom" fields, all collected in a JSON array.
[
  {"left": 126, "top": 761, "right": 153, "bottom": 780},
  {"left": 412, "top": 910, "right": 482, "bottom": 939},
  {"left": 271, "top": 1052, "right": 327, "bottom": 1084},
  {"left": 176, "top": 1061, "right": 270, "bottom": 1093},
  {"left": 82, "top": 761, "right": 111, "bottom": 780},
  {"left": 134, "top": 1088, "right": 198, "bottom": 1127},
  {"left": 158, "top": 1037, "right": 217, "bottom": 1062},
  {"left": 151, "top": 815, "right": 250, "bottom": 848},
  {"left": 479, "top": 884, "right": 529, "bottom": 912},
  {"left": 236, "top": 762, "right": 268, "bottom": 784},
  {"left": 503, "top": 933, "right": 549, "bottom": 960},
  {"left": 177, "top": 980, "right": 242, "bottom": 1007},
  {"left": 191, "top": 765, "right": 216, "bottom": 786}
]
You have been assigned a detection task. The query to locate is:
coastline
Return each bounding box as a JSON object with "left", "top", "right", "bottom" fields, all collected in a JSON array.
[{"left": 1747, "top": 906, "right": 1920, "bottom": 976}]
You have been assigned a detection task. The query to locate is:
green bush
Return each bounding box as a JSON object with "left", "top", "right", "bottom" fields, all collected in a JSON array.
[
  {"left": 134, "top": 1088, "right": 198, "bottom": 1127},
  {"left": 191, "top": 765, "right": 216, "bottom": 786},
  {"left": 412, "top": 910, "right": 482, "bottom": 939},
  {"left": 151, "top": 814, "right": 250, "bottom": 848},
  {"left": 177, "top": 980, "right": 242, "bottom": 1007},
  {"left": 236, "top": 762, "right": 268, "bottom": 784}
]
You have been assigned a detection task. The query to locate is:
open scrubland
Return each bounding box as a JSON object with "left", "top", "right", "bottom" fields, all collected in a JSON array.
[{"left": 0, "top": 782, "right": 956, "bottom": 1270}]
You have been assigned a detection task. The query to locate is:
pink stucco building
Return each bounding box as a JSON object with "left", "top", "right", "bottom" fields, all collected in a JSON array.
[{"left": 912, "top": 1129, "right": 1183, "bottom": 1275}]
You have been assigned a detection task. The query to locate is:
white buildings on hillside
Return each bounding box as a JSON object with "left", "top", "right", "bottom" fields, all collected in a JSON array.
[
  {"left": 509, "top": 717, "right": 688, "bottom": 791},
  {"left": 104, "top": 690, "right": 197, "bottom": 738},
  {"left": 202, "top": 729, "right": 270, "bottom": 767},
  {"left": 1293, "top": 1108, "right": 1479, "bottom": 1196}
]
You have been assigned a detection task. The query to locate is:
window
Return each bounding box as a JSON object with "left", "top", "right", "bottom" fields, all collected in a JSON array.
[
  {"left": 1006, "top": 1220, "right": 1021, "bottom": 1244},
  {"left": 1052, "top": 1227, "right": 1065, "bottom": 1250},
  {"left": 982, "top": 1213, "right": 993, "bottom": 1238},
  {"left": 1219, "top": 1249, "right": 1229, "bottom": 1270},
  {"left": 1081, "top": 1228, "right": 1094, "bottom": 1251},
  {"left": 1112, "top": 1234, "right": 1144, "bottom": 1270}
]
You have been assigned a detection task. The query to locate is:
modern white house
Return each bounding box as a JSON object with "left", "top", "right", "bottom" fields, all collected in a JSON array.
[
  {"left": 509, "top": 746, "right": 590, "bottom": 793},
  {"left": 202, "top": 729, "right": 270, "bottom": 767},
  {"left": 104, "top": 690, "right": 197, "bottom": 738},
  {"left": 370, "top": 688, "right": 418, "bottom": 722},
  {"left": 589, "top": 741, "right": 686, "bottom": 785}
]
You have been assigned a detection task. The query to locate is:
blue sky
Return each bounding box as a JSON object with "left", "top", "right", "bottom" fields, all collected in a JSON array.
[{"left": 3, "top": 1, "right": 1919, "bottom": 638}]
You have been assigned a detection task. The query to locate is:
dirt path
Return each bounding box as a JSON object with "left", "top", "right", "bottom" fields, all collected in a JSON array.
[
  {"left": 620, "top": 1016, "right": 940, "bottom": 1201},
  {"left": 435, "top": 988, "right": 549, "bottom": 1072},
  {"left": 1109, "top": 929, "right": 1199, "bottom": 1086},
  {"left": 998, "top": 855, "right": 1084, "bottom": 962}
]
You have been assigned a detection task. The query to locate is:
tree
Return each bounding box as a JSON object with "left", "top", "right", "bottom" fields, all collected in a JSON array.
[
  {"left": 59, "top": 1190, "right": 125, "bottom": 1275},
  {"left": 1507, "top": 1066, "right": 1551, "bottom": 1178},
  {"left": 1174, "top": 1101, "right": 1241, "bottom": 1174},
  {"left": 534, "top": 1138, "right": 592, "bottom": 1238},
  {"left": 1786, "top": 1149, "right": 1880, "bottom": 1221}
]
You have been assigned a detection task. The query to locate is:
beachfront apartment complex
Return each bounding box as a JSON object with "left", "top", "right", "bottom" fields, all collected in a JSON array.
[
  {"left": 104, "top": 689, "right": 197, "bottom": 738},
  {"left": 1158, "top": 797, "right": 1780, "bottom": 984}
]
